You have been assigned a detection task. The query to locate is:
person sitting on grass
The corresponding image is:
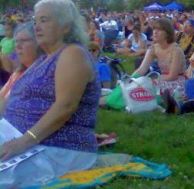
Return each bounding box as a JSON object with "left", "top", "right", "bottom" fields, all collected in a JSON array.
[
  {"left": 133, "top": 18, "right": 186, "bottom": 96},
  {"left": 123, "top": 16, "right": 134, "bottom": 39},
  {"left": 84, "top": 14, "right": 104, "bottom": 50},
  {"left": 100, "top": 18, "right": 186, "bottom": 110},
  {"left": 0, "top": 0, "right": 100, "bottom": 187},
  {"left": 89, "top": 42, "right": 111, "bottom": 89},
  {"left": 0, "top": 20, "right": 16, "bottom": 86},
  {"left": 176, "top": 18, "right": 194, "bottom": 67},
  {"left": 0, "top": 22, "right": 41, "bottom": 113},
  {"left": 116, "top": 23, "right": 147, "bottom": 57},
  {"left": 165, "top": 52, "right": 194, "bottom": 114},
  {"left": 0, "top": 20, "right": 15, "bottom": 56},
  {"left": 100, "top": 13, "right": 119, "bottom": 49}
]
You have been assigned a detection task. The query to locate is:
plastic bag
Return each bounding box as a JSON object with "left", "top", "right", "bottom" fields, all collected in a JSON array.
[
  {"left": 120, "top": 74, "right": 158, "bottom": 113},
  {"left": 105, "top": 85, "right": 125, "bottom": 110}
]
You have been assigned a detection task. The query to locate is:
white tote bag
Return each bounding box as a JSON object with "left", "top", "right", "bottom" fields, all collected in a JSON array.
[{"left": 120, "top": 74, "right": 158, "bottom": 113}]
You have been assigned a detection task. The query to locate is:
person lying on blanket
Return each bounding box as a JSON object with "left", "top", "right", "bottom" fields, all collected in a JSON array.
[{"left": 0, "top": 0, "right": 100, "bottom": 188}]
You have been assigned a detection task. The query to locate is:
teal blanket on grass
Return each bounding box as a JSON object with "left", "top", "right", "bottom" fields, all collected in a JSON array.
[{"left": 23, "top": 153, "right": 171, "bottom": 189}]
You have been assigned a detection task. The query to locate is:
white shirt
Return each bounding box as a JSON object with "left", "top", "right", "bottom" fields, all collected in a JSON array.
[
  {"left": 128, "top": 33, "right": 147, "bottom": 52},
  {"left": 100, "top": 20, "right": 118, "bottom": 31}
]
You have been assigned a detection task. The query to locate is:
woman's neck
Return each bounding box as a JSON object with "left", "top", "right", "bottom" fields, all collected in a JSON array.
[
  {"left": 159, "top": 41, "right": 172, "bottom": 49},
  {"left": 134, "top": 33, "right": 140, "bottom": 41},
  {"left": 42, "top": 41, "right": 64, "bottom": 55}
]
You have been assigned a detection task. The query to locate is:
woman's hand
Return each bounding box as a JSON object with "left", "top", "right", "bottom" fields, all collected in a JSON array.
[
  {"left": 116, "top": 48, "right": 130, "bottom": 55},
  {"left": 0, "top": 137, "right": 32, "bottom": 161}
]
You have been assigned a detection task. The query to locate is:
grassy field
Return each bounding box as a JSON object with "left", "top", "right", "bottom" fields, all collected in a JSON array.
[{"left": 95, "top": 54, "right": 194, "bottom": 189}]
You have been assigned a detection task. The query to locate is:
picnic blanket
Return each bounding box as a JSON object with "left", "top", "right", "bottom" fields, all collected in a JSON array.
[{"left": 23, "top": 153, "right": 171, "bottom": 189}]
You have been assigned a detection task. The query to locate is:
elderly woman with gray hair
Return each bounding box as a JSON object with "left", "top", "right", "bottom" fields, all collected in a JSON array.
[
  {"left": 0, "top": 0, "right": 100, "bottom": 187},
  {"left": 0, "top": 22, "right": 40, "bottom": 112}
]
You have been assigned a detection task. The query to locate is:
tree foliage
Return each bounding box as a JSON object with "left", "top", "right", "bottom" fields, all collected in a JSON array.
[
  {"left": 179, "top": 0, "right": 194, "bottom": 9},
  {"left": 0, "top": 0, "right": 35, "bottom": 11},
  {"left": 75, "top": 0, "right": 109, "bottom": 10},
  {"left": 106, "top": 0, "right": 128, "bottom": 11}
]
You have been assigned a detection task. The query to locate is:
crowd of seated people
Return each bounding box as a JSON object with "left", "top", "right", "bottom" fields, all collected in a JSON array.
[
  {"left": 84, "top": 11, "right": 194, "bottom": 113},
  {"left": 0, "top": 0, "right": 100, "bottom": 187},
  {"left": 115, "top": 23, "right": 147, "bottom": 57},
  {"left": 176, "top": 18, "right": 194, "bottom": 66},
  {"left": 1, "top": 4, "right": 194, "bottom": 104},
  {"left": 1, "top": 4, "right": 194, "bottom": 187}
]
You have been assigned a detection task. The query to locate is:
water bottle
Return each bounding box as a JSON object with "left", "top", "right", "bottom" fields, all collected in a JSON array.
[{"left": 173, "top": 86, "right": 183, "bottom": 105}]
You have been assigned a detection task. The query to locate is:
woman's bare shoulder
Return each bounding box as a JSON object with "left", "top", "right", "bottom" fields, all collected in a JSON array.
[
  {"left": 61, "top": 44, "right": 85, "bottom": 55},
  {"left": 172, "top": 42, "right": 184, "bottom": 54},
  {"left": 58, "top": 44, "right": 90, "bottom": 66},
  {"left": 56, "top": 44, "right": 92, "bottom": 79}
]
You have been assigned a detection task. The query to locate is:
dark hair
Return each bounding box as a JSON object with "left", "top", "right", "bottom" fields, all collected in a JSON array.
[
  {"left": 153, "top": 18, "right": 175, "bottom": 43},
  {"left": 132, "top": 24, "right": 141, "bottom": 32}
]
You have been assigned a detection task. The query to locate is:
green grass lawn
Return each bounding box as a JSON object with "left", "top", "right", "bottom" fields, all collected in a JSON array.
[{"left": 95, "top": 54, "right": 194, "bottom": 189}]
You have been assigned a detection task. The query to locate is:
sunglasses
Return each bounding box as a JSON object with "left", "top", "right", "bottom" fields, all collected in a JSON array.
[{"left": 15, "top": 38, "right": 33, "bottom": 44}]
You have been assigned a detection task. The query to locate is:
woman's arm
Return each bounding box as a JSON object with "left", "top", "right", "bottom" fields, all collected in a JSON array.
[
  {"left": 116, "top": 39, "right": 132, "bottom": 55},
  {"left": 133, "top": 47, "right": 154, "bottom": 76},
  {"left": 0, "top": 95, "right": 6, "bottom": 115},
  {"left": 0, "top": 73, "right": 19, "bottom": 114},
  {"left": 139, "top": 37, "right": 147, "bottom": 50},
  {"left": 24, "top": 45, "right": 92, "bottom": 143},
  {"left": 0, "top": 45, "right": 93, "bottom": 160},
  {"left": 0, "top": 53, "right": 15, "bottom": 73},
  {"left": 162, "top": 47, "right": 185, "bottom": 81},
  {"left": 129, "top": 39, "right": 147, "bottom": 57}
]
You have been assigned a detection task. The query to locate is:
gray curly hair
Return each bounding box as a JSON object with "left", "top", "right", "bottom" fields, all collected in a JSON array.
[
  {"left": 14, "top": 22, "right": 36, "bottom": 41},
  {"left": 34, "top": 0, "right": 89, "bottom": 46}
]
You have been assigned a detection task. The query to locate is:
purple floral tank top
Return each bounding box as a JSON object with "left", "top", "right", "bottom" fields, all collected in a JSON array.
[{"left": 4, "top": 46, "right": 101, "bottom": 153}]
